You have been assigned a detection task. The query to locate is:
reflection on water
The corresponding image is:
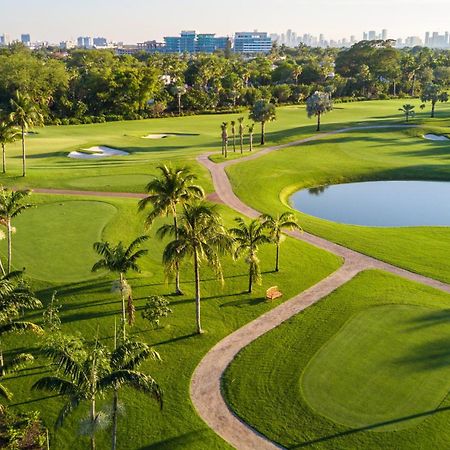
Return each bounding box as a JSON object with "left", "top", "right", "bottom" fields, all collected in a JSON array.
[{"left": 291, "top": 181, "right": 450, "bottom": 227}]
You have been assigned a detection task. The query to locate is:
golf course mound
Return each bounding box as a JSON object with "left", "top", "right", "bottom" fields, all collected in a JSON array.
[
  {"left": 424, "top": 134, "right": 450, "bottom": 141},
  {"left": 68, "top": 146, "right": 129, "bottom": 159},
  {"left": 301, "top": 304, "right": 450, "bottom": 431},
  {"left": 141, "top": 133, "right": 193, "bottom": 139}
]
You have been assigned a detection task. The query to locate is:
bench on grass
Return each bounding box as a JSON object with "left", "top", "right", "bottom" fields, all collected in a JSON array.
[{"left": 266, "top": 286, "right": 283, "bottom": 301}]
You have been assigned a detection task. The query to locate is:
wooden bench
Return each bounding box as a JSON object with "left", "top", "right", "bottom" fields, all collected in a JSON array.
[{"left": 266, "top": 286, "right": 283, "bottom": 301}]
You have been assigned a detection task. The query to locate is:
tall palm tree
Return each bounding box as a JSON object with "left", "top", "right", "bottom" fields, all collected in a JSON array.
[
  {"left": 230, "top": 218, "right": 271, "bottom": 293},
  {"left": 398, "top": 104, "right": 416, "bottom": 122},
  {"left": 0, "top": 271, "right": 42, "bottom": 380},
  {"left": 138, "top": 165, "right": 204, "bottom": 295},
  {"left": 230, "top": 120, "right": 236, "bottom": 152},
  {"left": 261, "top": 212, "right": 302, "bottom": 272},
  {"left": 9, "top": 91, "right": 44, "bottom": 177},
  {"left": 92, "top": 236, "right": 149, "bottom": 337},
  {"left": 110, "top": 338, "right": 162, "bottom": 450},
  {"left": 291, "top": 64, "right": 303, "bottom": 84},
  {"left": 0, "top": 120, "right": 19, "bottom": 174},
  {"left": 247, "top": 123, "right": 255, "bottom": 152},
  {"left": 221, "top": 122, "right": 229, "bottom": 158},
  {"left": 306, "top": 91, "right": 333, "bottom": 132},
  {"left": 249, "top": 100, "right": 276, "bottom": 145},
  {"left": 32, "top": 339, "right": 162, "bottom": 450},
  {"left": 0, "top": 188, "right": 33, "bottom": 273},
  {"left": 171, "top": 84, "right": 187, "bottom": 115},
  {"left": 157, "top": 202, "right": 233, "bottom": 334},
  {"left": 421, "top": 83, "right": 449, "bottom": 118},
  {"left": 238, "top": 117, "right": 245, "bottom": 154}
]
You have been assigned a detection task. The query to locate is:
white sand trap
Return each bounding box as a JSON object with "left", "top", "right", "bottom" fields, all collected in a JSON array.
[
  {"left": 142, "top": 134, "right": 171, "bottom": 139},
  {"left": 424, "top": 134, "right": 450, "bottom": 141},
  {"left": 68, "top": 146, "right": 129, "bottom": 159}
]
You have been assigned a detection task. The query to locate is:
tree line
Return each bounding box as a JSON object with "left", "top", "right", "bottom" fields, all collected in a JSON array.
[{"left": 0, "top": 41, "right": 450, "bottom": 126}]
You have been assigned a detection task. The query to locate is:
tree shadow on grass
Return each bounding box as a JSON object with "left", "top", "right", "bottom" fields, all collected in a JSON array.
[
  {"left": 138, "top": 429, "right": 211, "bottom": 450},
  {"left": 292, "top": 406, "right": 450, "bottom": 448}
]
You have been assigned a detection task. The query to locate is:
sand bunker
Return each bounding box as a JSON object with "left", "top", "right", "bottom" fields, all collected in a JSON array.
[
  {"left": 141, "top": 133, "right": 194, "bottom": 139},
  {"left": 68, "top": 146, "right": 129, "bottom": 159},
  {"left": 424, "top": 134, "right": 450, "bottom": 141}
]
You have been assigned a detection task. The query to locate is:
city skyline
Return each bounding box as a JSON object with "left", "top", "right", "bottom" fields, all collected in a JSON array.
[{"left": 1, "top": 0, "right": 450, "bottom": 44}]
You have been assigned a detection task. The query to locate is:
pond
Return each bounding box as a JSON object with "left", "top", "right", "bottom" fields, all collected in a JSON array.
[{"left": 290, "top": 181, "right": 450, "bottom": 227}]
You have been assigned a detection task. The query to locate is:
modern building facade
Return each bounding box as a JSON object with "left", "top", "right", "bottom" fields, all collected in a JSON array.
[
  {"left": 163, "top": 31, "right": 229, "bottom": 53},
  {"left": 234, "top": 32, "right": 272, "bottom": 54},
  {"left": 21, "top": 34, "right": 31, "bottom": 46},
  {"left": 77, "top": 36, "right": 92, "bottom": 48}
]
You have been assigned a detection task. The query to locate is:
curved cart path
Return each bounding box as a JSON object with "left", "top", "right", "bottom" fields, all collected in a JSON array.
[{"left": 191, "top": 125, "right": 450, "bottom": 450}]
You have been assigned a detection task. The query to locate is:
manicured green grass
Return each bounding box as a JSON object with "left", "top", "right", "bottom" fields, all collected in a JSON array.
[
  {"left": 0, "top": 99, "right": 434, "bottom": 193},
  {"left": 6, "top": 200, "right": 117, "bottom": 282},
  {"left": 227, "top": 121, "right": 450, "bottom": 283},
  {"left": 1, "top": 194, "right": 341, "bottom": 449},
  {"left": 223, "top": 270, "right": 450, "bottom": 449}
]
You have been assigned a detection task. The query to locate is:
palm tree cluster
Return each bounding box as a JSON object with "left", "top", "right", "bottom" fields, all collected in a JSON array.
[
  {"left": 221, "top": 117, "right": 256, "bottom": 157},
  {"left": 135, "top": 164, "right": 302, "bottom": 334}
]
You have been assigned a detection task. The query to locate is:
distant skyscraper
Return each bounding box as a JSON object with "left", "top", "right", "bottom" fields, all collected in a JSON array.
[
  {"left": 93, "top": 37, "right": 108, "bottom": 47},
  {"left": 368, "top": 30, "right": 377, "bottom": 40},
  {"left": 363, "top": 32, "right": 368, "bottom": 41},
  {"left": 77, "top": 36, "right": 92, "bottom": 48},
  {"left": 382, "top": 29, "right": 388, "bottom": 40},
  {"left": 21, "top": 34, "right": 31, "bottom": 45},
  {"left": 233, "top": 31, "right": 272, "bottom": 54}
]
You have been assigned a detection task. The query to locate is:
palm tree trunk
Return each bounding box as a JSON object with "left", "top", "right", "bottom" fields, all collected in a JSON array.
[
  {"left": 249, "top": 134, "right": 253, "bottom": 152},
  {"left": 1, "top": 143, "right": 5, "bottom": 174},
  {"left": 194, "top": 248, "right": 202, "bottom": 334},
  {"left": 111, "top": 389, "right": 118, "bottom": 450},
  {"left": 21, "top": 126, "right": 26, "bottom": 177},
  {"left": 177, "top": 93, "right": 182, "bottom": 115},
  {"left": 232, "top": 132, "right": 236, "bottom": 152},
  {"left": 248, "top": 263, "right": 253, "bottom": 294},
  {"left": 275, "top": 243, "right": 280, "bottom": 272},
  {"left": 411, "top": 73, "right": 416, "bottom": 96},
  {"left": 261, "top": 122, "right": 265, "bottom": 145},
  {"left": 119, "top": 273, "right": 126, "bottom": 341},
  {"left": 0, "top": 348, "right": 4, "bottom": 377},
  {"left": 7, "top": 219, "right": 11, "bottom": 274},
  {"left": 174, "top": 215, "right": 182, "bottom": 295},
  {"left": 317, "top": 113, "right": 321, "bottom": 132},
  {"left": 240, "top": 134, "right": 243, "bottom": 154},
  {"left": 90, "top": 397, "right": 96, "bottom": 450},
  {"left": 221, "top": 139, "right": 224, "bottom": 156},
  {"left": 224, "top": 140, "right": 228, "bottom": 158},
  {"left": 431, "top": 102, "right": 436, "bottom": 118}
]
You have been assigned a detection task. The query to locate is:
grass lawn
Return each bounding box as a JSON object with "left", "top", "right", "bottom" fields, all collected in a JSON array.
[
  {"left": 0, "top": 99, "right": 437, "bottom": 193},
  {"left": 227, "top": 122, "right": 450, "bottom": 283},
  {"left": 223, "top": 270, "right": 450, "bottom": 449},
  {"left": 1, "top": 194, "right": 341, "bottom": 449}
]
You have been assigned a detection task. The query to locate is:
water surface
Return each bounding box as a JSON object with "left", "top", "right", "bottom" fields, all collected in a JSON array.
[{"left": 290, "top": 181, "right": 450, "bottom": 227}]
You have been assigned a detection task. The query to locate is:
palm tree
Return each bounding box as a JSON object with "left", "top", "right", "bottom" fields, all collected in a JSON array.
[
  {"left": 230, "top": 120, "right": 236, "bottom": 152},
  {"left": 221, "top": 122, "right": 229, "bottom": 158},
  {"left": 262, "top": 212, "right": 302, "bottom": 272},
  {"left": 421, "top": 83, "right": 449, "bottom": 118},
  {"left": 9, "top": 91, "right": 43, "bottom": 177},
  {"left": 157, "top": 202, "right": 233, "bottom": 334},
  {"left": 398, "top": 104, "right": 416, "bottom": 122},
  {"left": 306, "top": 91, "right": 333, "bottom": 132},
  {"left": 92, "top": 236, "right": 149, "bottom": 337},
  {"left": 230, "top": 218, "right": 271, "bottom": 293},
  {"left": 32, "top": 339, "right": 162, "bottom": 450},
  {"left": 0, "top": 271, "right": 42, "bottom": 381},
  {"left": 249, "top": 100, "right": 276, "bottom": 145},
  {"left": 0, "top": 188, "right": 33, "bottom": 273},
  {"left": 291, "top": 64, "right": 303, "bottom": 84},
  {"left": 0, "top": 120, "right": 19, "bottom": 174},
  {"left": 171, "top": 84, "right": 187, "bottom": 115},
  {"left": 110, "top": 338, "right": 162, "bottom": 450},
  {"left": 138, "top": 165, "right": 204, "bottom": 295},
  {"left": 238, "top": 117, "right": 245, "bottom": 154},
  {"left": 247, "top": 123, "right": 255, "bottom": 152}
]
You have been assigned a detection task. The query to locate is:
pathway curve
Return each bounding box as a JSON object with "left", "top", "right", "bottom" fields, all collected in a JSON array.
[{"left": 191, "top": 125, "right": 450, "bottom": 450}]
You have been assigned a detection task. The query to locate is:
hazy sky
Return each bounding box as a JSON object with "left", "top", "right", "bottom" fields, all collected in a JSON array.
[{"left": 0, "top": 0, "right": 448, "bottom": 43}]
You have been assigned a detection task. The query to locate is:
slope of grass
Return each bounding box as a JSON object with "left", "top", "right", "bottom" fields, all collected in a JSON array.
[
  {"left": 223, "top": 270, "right": 450, "bottom": 449},
  {"left": 227, "top": 122, "right": 450, "bottom": 283},
  {"left": 1, "top": 194, "right": 341, "bottom": 450}
]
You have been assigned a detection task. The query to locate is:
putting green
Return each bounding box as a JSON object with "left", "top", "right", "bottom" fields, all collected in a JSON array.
[
  {"left": 302, "top": 304, "right": 450, "bottom": 431},
  {"left": 9, "top": 200, "right": 117, "bottom": 282}
]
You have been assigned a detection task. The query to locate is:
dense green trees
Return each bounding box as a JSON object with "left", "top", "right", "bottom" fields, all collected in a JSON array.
[{"left": 1, "top": 43, "right": 448, "bottom": 126}]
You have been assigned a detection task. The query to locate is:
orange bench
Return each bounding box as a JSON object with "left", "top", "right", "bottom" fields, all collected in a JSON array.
[{"left": 266, "top": 286, "right": 283, "bottom": 301}]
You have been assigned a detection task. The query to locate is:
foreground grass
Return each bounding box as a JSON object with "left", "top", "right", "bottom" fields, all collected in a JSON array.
[
  {"left": 1, "top": 194, "right": 340, "bottom": 449},
  {"left": 227, "top": 122, "right": 450, "bottom": 283},
  {"left": 223, "top": 270, "right": 450, "bottom": 449}
]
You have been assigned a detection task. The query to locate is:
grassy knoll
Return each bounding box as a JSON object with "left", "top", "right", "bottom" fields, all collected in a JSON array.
[
  {"left": 223, "top": 270, "right": 450, "bottom": 449},
  {"left": 1, "top": 194, "right": 340, "bottom": 449},
  {"left": 227, "top": 121, "right": 450, "bottom": 283},
  {"left": 0, "top": 99, "right": 434, "bottom": 193}
]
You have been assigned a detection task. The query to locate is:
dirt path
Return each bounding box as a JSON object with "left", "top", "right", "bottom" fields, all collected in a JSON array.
[{"left": 191, "top": 125, "right": 450, "bottom": 450}]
